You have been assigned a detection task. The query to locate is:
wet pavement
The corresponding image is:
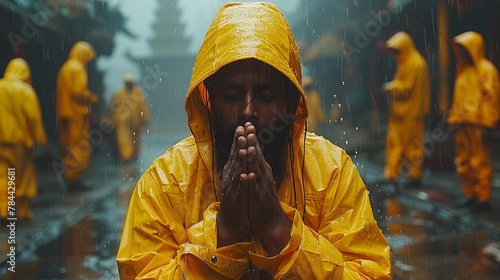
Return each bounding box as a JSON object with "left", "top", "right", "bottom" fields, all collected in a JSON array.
[
  {"left": 0, "top": 125, "right": 191, "bottom": 279},
  {"left": 1, "top": 123, "right": 500, "bottom": 279},
  {"left": 329, "top": 122, "right": 500, "bottom": 279}
]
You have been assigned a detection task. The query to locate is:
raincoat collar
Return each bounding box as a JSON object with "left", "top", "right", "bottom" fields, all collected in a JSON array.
[
  {"left": 184, "top": 2, "right": 308, "bottom": 182},
  {"left": 68, "top": 41, "right": 96, "bottom": 64},
  {"left": 3, "top": 58, "right": 31, "bottom": 83}
]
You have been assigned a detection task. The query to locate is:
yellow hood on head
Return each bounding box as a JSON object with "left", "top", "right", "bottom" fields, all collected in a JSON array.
[
  {"left": 68, "top": 41, "right": 96, "bottom": 64},
  {"left": 185, "top": 2, "right": 308, "bottom": 144},
  {"left": 4, "top": 58, "right": 31, "bottom": 83},
  {"left": 453, "top": 31, "right": 484, "bottom": 70},
  {"left": 386, "top": 31, "right": 417, "bottom": 61}
]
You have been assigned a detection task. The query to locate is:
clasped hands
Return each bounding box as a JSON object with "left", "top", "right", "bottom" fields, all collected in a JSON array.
[{"left": 217, "top": 122, "right": 291, "bottom": 255}]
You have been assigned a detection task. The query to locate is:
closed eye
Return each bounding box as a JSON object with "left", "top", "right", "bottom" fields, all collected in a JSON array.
[
  {"left": 255, "top": 85, "right": 280, "bottom": 103},
  {"left": 222, "top": 84, "right": 244, "bottom": 103}
]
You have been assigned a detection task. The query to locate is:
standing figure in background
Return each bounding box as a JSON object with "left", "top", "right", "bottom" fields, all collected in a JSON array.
[
  {"left": 56, "top": 41, "right": 100, "bottom": 191},
  {"left": 302, "top": 76, "right": 325, "bottom": 134},
  {"left": 0, "top": 58, "right": 47, "bottom": 220},
  {"left": 382, "top": 31, "right": 431, "bottom": 190},
  {"left": 111, "top": 73, "right": 149, "bottom": 163},
  {"left": 448, "top": 31, "right": 500, "bottom": 213}
]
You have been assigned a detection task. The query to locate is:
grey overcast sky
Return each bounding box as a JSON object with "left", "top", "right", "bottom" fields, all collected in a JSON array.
[{"left": 98, "top": 0, "right": 301, "bottom": 101}]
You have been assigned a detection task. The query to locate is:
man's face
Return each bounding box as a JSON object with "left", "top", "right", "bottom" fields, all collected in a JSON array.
[{"left": 205, "top": 59, "right": 298, "bottom": 182}]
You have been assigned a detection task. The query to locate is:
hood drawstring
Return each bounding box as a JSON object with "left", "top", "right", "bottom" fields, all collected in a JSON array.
[
  {"left": 289, "top": 115, "right": 307, "bottom": 222},
  {"left": 301, "top": 122, "right": 307, "bottom": 221},
  {"left": 205, "top": 92, "right": 219, "bottom": 202}
]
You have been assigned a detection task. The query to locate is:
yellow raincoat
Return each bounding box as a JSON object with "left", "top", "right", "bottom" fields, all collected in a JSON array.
[
  {"left": 111, "top": 80, "right": 149, "bottom": 161},
  {"left": 447, "top": 31, "right": 500, "bottom": 203},
  {"left": 0, "top": 58, "right": 47, "bottom": 219},
  {"left": 383, "top": 31, "right": 430, "bottom": 182},
  {"left": 56, "top": 41, "right": 98, "bottom": 185},
  {"left": 117, "top": 2, "right": 391, "bottom": 279}
]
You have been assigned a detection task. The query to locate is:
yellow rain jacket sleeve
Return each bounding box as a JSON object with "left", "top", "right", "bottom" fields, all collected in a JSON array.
[
  {"left": 56, "top": 41, "right": 98, "bottom": 118},
  {"left": 384, "top": 32, "right": 431, "bottom": 117},
  {"left": 0, "top": 58, "right": 47, "bottom": 147},
  {"left": 448, "top": 31, "right": 500, "bottom": 129},
  {"left": 117, "top": 2, "right": 391, "bottom": 279}
]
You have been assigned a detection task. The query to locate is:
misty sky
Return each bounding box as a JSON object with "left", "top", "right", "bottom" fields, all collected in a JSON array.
[{"left": 97, "top": 0, "right": 301, "bottom": 101}]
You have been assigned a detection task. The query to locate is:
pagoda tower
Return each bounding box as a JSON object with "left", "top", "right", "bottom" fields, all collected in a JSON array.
[
  {"left": 133, "top": 0, "right": 194, "bottom": 128},
  {"left": 149, "top": 0, "right": 191, "bottom": 56}
]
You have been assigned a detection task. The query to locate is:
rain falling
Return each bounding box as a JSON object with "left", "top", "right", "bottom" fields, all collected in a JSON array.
[{"left": 0, "top": 0, "right": 499, "bottom": 279}]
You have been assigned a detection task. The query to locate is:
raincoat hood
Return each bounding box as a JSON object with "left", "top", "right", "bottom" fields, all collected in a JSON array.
[
  {"left": 386, "top": 31, "right": 417, "bottom": 61},
  {"left": 185, "top": 2, "right": 308, "bottom": 147},
  {"left": 68, "top": 41, "right": 96, "bottom": 64},
  {"left": 4, "top": 58, "right": 31, "bottom": 83},
  {"left": 453, "top": 31, "right": 485, "bottom": 71}
]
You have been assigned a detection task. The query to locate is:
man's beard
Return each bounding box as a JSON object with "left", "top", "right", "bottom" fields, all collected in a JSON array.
[{"left": 212, "top": 120, "right": 292, "bottom": 186}]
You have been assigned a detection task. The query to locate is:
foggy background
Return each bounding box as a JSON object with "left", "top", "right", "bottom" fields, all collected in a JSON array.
[
  {"left": 1, "top": 0, "right": 500, "bottom": 278},
  {"left": 98, "top": 0, "right": 301, "bottom": 104}
]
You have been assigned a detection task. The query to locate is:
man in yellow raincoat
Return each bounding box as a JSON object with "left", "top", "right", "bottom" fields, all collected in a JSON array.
[
  {"left": 0, "top": 58, "right": 47, "bottom": 220},
  {"left": 382, "top": 31, "right": 430, "bottom": 190},
  {"left": 117, "top": 2, "right": 391, "bottom": 279},
  {"left": 302, "top": 76, "right": 325, "bottom": 134},
  {"left": 448, "top": 31, "right": 500, "bottom": 213},
  {"left": 56, "top": 41, "right": 100, "bottom": 191},
  {"left": 111, "top": 74, "right": 149, "bottom": 163}
]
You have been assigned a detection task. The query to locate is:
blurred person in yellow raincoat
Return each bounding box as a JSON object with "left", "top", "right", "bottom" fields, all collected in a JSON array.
[
  {"left": 382, "top": 31, "right": 430, "bottom": 190},
  {"left": 0, "top": 58, "right": 47, "bottom": 220},
  {"left": 111, "top": 74, "right": 149, "bottom": 163},
  {"left": 56, "top": 41, "right": 100, "bottom": 191},
  {"left": 116, "top": 2, "right": 391, "bottom": 279},
  {"left": 448, "top": 31, "right": 500, "bottom": 213},
  {"left": 302, "top": 76, "right": 325, "bottom": 134}
]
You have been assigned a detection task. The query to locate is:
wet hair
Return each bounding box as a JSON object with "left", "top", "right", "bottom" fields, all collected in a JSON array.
[{"left": 285, "top": 79, "right": 300, "bottom": 114}]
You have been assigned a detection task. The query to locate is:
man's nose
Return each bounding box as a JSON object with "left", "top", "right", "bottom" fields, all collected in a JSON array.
[{"left": 241, "top": 92, "right": 258, "bottom": 119}]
